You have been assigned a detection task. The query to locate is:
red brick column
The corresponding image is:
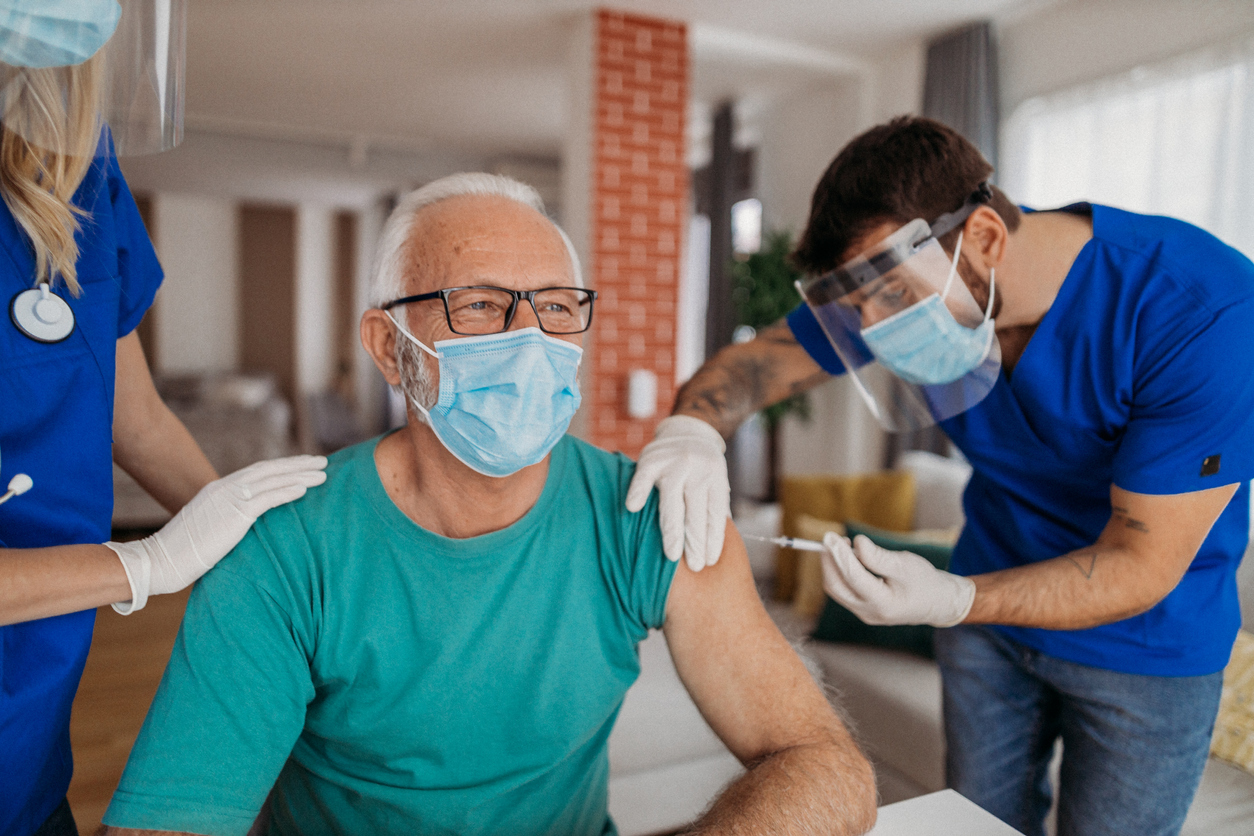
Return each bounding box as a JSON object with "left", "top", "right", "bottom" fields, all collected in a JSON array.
[{"left": 587, "top": 9, "right": 688, "bottom": 457}]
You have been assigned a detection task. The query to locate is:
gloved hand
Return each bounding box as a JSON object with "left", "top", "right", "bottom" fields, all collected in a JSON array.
[
  {"left": 106, "top": 455, "right": 328, "bottom": 614},
  {"left": 820, "top": 532, "right": 976, "bottom": 627},
  {"left": 626, "top": 415, "right": 730, "bottom": 572}
]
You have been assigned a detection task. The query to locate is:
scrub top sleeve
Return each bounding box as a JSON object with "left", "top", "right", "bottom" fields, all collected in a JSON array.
[
  {"left": 786, "top": 303, "right": 847, "bottom": 375},
  {"left": 104, "top": 545, "right": 313, "bottom": 836},
  {"left": 1114, "top": 299, "right": 1254, "bottom": 495},
  {"left": 107, "top": 155, "right": 163, "bottom": 337}
]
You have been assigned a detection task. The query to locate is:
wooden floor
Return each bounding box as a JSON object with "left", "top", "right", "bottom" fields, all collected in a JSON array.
[{"left": 66, "top": 589, "right": 190, "bottom": 833}]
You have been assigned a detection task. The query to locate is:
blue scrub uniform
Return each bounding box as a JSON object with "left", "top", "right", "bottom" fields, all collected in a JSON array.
[
  {"left": 788, "top": 203, "right": 1254, "bottom": 676},
  {"left": 0, "top": 152, "right": 163, "bottom": 836}
]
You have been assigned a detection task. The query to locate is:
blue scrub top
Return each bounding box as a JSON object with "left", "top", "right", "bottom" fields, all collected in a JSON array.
[
  {"left": 0, "top": 149, "right": 162, "bottom": 835},
  {"left": 789, "top": 204, "right": 1254, "bottom": 677}
]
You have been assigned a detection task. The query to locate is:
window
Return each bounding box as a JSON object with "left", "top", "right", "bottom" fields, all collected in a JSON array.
[{"left": 1001, "top": 36, "right": 1254, "bottom": 259}]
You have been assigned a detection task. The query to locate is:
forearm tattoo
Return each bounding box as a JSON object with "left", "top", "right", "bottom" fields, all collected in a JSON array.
[
  {"left": 674, "top": 324, "right": 828, "bottom": 437},
  {"left": 1066, "top": 549, "right": 1099, "bottom": 579}
]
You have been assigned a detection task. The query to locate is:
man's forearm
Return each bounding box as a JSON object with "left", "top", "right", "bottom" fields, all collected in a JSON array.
[
  {"left": 685, "top": 735, "right": 877, "bottom": 836},
  {"left": 674, "top": 321, "right": 829, "bottom": 438},
  {"left": 965, "top": 544, "right": 1181, "bottom": 630}
]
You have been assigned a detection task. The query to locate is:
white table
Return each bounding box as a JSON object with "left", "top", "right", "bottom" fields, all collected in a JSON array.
[{"left": 868, "top": 789, "right": 1025, "bottom": 835}]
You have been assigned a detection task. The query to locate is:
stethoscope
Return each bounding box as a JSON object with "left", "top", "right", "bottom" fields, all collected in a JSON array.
[{"left": 9, "top": 281, "right": 75, "bottom": 343}]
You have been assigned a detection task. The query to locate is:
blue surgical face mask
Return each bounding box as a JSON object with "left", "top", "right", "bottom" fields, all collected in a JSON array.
[
  {"left": 387, "top": 314, "right": 583, "bottom": 478},
  {"left": 0, "top": 1, "right": 122, "bottom": 68},
  {"left": 859, "top": 234, "right": 996, "bottom": 387}
]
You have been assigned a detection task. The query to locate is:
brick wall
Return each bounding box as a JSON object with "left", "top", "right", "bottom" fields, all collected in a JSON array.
[{"left": 588, "top": 9, "right": 688, "bottom": 457}]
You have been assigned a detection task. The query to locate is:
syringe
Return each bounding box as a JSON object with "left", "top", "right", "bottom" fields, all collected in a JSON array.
[{"left": 742, "top": 533, "right": 827, "bottom": 552}]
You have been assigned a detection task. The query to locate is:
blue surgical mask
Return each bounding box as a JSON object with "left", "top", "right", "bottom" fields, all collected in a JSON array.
[
  {"left": 860, "top": 238, "right": 996, "bottom": 387},
  {"left": 0, "top": 1, "right": 121, "bottom": 68},
  {"left": 387, "top": 315, "right": 583, "bottom": 478}
]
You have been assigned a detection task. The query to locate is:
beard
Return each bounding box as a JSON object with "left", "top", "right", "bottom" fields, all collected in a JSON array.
[
  {"left": 393, "top": 331, "right": 437, "bottom": 424},
  {"left": 957, "top": 252, "right": 1003, "bottom": 320}
]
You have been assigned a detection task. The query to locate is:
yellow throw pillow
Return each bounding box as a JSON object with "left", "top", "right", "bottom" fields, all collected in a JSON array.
[
  {"left": 776, "top": 471, "right": 916, "bottom": 604},
  {"left": 1211, "top": 629, "right": 1254, "bottom": 774}
]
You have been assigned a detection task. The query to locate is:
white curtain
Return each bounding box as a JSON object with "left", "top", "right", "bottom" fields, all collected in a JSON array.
[{"left": 1001, "top": 35, "right": 1254, "bottom": 259}]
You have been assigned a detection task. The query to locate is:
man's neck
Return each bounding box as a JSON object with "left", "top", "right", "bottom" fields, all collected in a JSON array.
[
  {"left": 995, "top": 210, "right": 1093, "bottom": 330},
  {"left": 374, "top": 421, "right": 550, "bottom": 539}
]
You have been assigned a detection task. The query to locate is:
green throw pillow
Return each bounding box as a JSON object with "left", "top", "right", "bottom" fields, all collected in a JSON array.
[{"left": 811, "top": 521, "right": 954, "bottom": 659}]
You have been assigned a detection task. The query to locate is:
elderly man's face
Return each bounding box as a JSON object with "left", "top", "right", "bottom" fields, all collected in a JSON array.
[{"left": 396, "top": 194, "right": 582, "bottom": 349}]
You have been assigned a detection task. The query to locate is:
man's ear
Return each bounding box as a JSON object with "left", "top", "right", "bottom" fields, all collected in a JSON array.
[
  {"left": 961, "top": 205, "right": 1009, "bottom": 272},
  {"left": 361, "top": 309, "right": 402, "bottom": 386}
]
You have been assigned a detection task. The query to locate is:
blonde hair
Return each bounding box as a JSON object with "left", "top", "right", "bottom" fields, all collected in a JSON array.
[{"left": 0, "top": 54, "right": 104, "bottom": 296}]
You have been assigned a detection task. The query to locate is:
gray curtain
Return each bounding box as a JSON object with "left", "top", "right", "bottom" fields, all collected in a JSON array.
[{"left": 923, "top": 21, "right": 999, "bottom": 170}]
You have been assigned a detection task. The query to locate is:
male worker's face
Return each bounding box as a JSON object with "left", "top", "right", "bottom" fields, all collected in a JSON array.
[{"left": 839, "top": 218, "right": 999, "bottom": 330}]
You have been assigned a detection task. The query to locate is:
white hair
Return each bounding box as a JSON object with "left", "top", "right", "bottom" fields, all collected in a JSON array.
[{"left": 369, "top": 172, "right": 583, "bottom": 307}]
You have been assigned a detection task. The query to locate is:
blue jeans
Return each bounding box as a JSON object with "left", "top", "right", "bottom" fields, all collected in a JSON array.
[{"left": 934, "top": 625, "right": 1222, "bottom": 836}]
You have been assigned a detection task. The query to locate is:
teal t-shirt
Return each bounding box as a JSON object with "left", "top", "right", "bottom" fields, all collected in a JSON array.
[{"left": 104, "top": 434, "right": 677, "bottom": 836}]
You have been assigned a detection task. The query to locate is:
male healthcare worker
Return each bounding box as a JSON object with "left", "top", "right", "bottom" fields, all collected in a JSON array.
[
  {"left": 627, "top": 116, "right": 1254, "bottom": 836},
  {"left": 0, "top": 4, "right": 325, "bottom": 835}
]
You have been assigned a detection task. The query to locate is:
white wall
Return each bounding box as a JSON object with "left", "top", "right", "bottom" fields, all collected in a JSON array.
[
  {"left": 756, "top": 78, "right": 866, "bottom": 237},
  {"left": 869, "top": 39, "right": 927, "bottom": 124},
  {"left": 295, "top": 204, "right": 336, "bottom": 397},
  {"left": 999, "top": 0, "right": 1254, "bottom": 114},
  {"left": 151, "top": 194, "right": 239, "bottom": 374}
]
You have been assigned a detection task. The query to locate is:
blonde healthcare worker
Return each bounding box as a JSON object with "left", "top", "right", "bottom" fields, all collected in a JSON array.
[{"left": 0, "top": 4, "right": 326, "bottom": 835}]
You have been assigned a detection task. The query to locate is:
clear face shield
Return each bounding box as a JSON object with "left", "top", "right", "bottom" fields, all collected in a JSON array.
[
  {"left": 795, "top": 185, "right": 1001, "bottom": 432},
  {"left": 0, "top": 0, "right": 185, "bottom": 157}
]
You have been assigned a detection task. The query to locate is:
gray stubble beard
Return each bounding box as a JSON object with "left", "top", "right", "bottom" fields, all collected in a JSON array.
[{"left": 393, "top": 332, "right": 437, "bottom": 425}]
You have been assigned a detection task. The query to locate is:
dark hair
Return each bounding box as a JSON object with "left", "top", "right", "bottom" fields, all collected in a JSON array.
[{"left": 791, "top": 116, "right": 1021, "bottom": 274}]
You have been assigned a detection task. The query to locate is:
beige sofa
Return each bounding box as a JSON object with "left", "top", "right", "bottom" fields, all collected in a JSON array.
[{"left": 606, "top": 457, "right": 1254, "bottom": 836}]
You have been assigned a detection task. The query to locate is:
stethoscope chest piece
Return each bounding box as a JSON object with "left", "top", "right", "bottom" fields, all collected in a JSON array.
[{"left": 10, "top": 282, "right": 74, "bottom": 343}]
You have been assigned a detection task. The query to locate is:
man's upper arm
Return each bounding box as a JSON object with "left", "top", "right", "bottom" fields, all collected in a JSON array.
[
  {"left": 103, "top": 537, "right": 313, "bottom": 836},
  {"left": 662, "top": 520, "right": 843, "bottom": 763},
  {"left": 1100, "top": 483, "right": 1238, "bottom": 596}
]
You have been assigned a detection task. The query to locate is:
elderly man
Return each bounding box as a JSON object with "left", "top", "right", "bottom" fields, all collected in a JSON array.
[{"left": 100, "top": 173, "right": 876, "bottom": 836}]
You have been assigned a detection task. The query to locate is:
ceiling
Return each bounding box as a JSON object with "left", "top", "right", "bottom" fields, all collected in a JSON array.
[{"left": 187, "top": 0, "right": 1060, "bottom": 163}]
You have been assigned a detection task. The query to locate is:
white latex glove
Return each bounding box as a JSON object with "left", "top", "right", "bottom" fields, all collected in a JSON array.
[
  {"left": 625, "top": 415, "right": 730, "bottom": 572},
  {"left": 106, "top": 455, "right": 328, "bottom": 614},
  {"left": 820, "top": 532, "right": 976, "bottom": 627}
]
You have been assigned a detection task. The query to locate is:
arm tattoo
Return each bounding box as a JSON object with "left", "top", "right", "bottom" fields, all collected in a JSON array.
[
  {"left": 1111, "top": 505, "right": 1150, "bottom": 534},
  {"left": 1066, "top": 549, "right": 1099, "bottom": 579},
  {"left": 674, "top": 322, "right": 828, "bottom": 436}
]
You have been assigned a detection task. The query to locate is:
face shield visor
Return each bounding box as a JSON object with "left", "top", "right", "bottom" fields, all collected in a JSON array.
[
  {"left": 795, "top": 185, "right": 1001, "bottom": 432},
  {"left": 0, "top": 0, "right": 185, "bottom": 157}
]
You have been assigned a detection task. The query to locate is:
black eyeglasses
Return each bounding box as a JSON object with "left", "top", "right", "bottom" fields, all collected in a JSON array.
[{"left": 382, "top": 286, "right": 597, "bottom": 335}]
